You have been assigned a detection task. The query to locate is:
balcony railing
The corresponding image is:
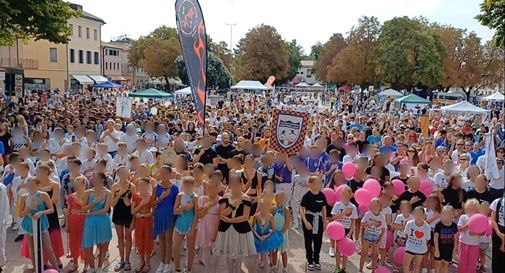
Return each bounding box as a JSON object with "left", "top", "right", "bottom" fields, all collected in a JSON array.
[{"left": 0, "top": 57, "right": 39, "bottom": 69}]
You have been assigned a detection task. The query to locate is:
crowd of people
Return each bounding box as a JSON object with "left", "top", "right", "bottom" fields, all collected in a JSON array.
[{"left": 0, "top": 89, "right": 503, "bottom": 273}]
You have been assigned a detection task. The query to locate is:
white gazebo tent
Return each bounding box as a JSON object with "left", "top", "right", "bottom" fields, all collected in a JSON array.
[
  {"left": 482, "top": 91, "right": 505, "bottom": 101},
  {"left": 295, "top": 82, "right": 310, "bottom": 87},
  {"left": 439, "top": 101, "right": 489, "bottom": 114},
  {"left": 378, "top": 88, "right": 403, "bottom": 98},
  {"left": 231, "top": 80, "right": 270, "bottom": 91},
  {"left": 175, "top": 87, "right": 192, "bottom": 97}
]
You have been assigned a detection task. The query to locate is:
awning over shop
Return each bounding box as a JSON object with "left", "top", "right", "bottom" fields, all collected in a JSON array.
[
  {"left": 71, "top": 74, "right": 94, "bottom": 84},
  {"left": 88, "top": 75, "right": 108, "bottom": 83},
  {"left": 109, "top": 75, "right": 128, "bottom": 81}
]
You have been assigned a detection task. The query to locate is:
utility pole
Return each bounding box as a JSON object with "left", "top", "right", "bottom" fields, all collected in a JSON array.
[{"left": 225, "top": 23, "right": 236, "bottom": 53}]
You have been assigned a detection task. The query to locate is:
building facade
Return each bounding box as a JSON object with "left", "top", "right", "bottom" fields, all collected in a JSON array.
[
  {"left": 101, "top": 40, "right": 150, "bottom": 88},
  {"left": 0, "top": 3, "right": 105, "bottom": 93},
  {"left": 293, "top": 60, "right": 317, "bottom": 85}
]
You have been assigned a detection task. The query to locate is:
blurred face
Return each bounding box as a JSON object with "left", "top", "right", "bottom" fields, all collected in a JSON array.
[
  {"left": 222, "top": 133, "right": 230, "bottom": 145},
  {"left": 36, "top": 167, "right": 49, "bottom": 178},
  {"left": 74, "top": 178, "right": 86, "bottom": 192},
  {"left": 229, "top": 176, "right": 242, "bottom": 194},
  {"left": 275, "top": 193, "right": 286, "bottom": 205},
  {"left": 138, "top": 180, "right": 151, "bottom": 194},
  {"left": 413, "top": 208, "right": 425, "bottom": 221},
  {"left": 308, "top": 177, "right": 321, "bottom": 191},
  {"left": 27, "top": 179, "right": 39, "bottom": 194},
  {"left": 117, "top": 167, "right": 129, "bottom": 180},
  {"left": 92, "top": 173, "right": 104, "bottom": 187}
]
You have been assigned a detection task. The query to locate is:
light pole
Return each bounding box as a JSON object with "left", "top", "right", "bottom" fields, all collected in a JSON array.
[{"left": 225, "top": 23, "right": 236, "bottom": 53}]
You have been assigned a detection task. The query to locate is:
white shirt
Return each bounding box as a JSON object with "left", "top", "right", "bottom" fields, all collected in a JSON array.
[
  {"left": 458, "top": 214, "right": 481, "bottom": 245},
  {"left": 490, "top": 197, "right": 505, "bottom": 227},
  {"left": 342, "top": 154, "right": 359, "bottom": 164},
  {"left": 11, "top": 175, "right": 31, "bottom": 201},
  {"left": 361, "top": 211, "right": 387, "bottom": 237},
  {"left": 157, "top": 132, "right": 171, "bottom": 150},
  {"left": 425, "top": 208, "right": 440, "bottom": 229},
  {"left": 404, "top": 220, "right": 432, "bottom": 254},
  {"left": 48, "top": 138, "right": 68, "bottom": 155},
  {"left": 133, "top": 149, "right": 155, "bottom": 165},
  {"left": 120, "top": 133, "right": 139, "bottom": 154},
  {"left": 462, "top": 178, "right": 476, "bottom": 192},
  {"left": 101, "top": 130, "right": 122, "bottom": 152},
  {"left": 81, "top": 158, "right": 96, "bottom": 177},
  {"left": 112, "top": 153, "right": 130, "bottom": 172},
  {"left": 490, "top": 167, "right": 504, "bottom": 190},
  {"left": 331, "top": 201, "right": 358, "bottom": 229},
  {"left": 433, "top": 171, "right": 449, "bottom": 191},
  {"left": 394, "top": 213, "right": 414, "bottom": 238}
]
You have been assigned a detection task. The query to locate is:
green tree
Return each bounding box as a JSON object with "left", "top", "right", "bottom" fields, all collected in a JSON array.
[
  {"left": 476, "top": 0, "right": 505, "bottom": 46},
  {"left": 315, "top": 33, "right": 346, "bottom": 82},
  {"left": 327, "top": 16, "right": 381, "bottom": 88},
  {"left": 235, "top": 24, "right": 289, "bottom": 82},
  {"left": 128, "top": 26, "right": 180, "bottom": 87},
  {"left": 141, "top": 37, "right": 181, "bottom": 87},
  {"left": 0, "top": 0, "right": 80, "bottom": 46},
  {"left": 310, "top": 42, "right": 323, "bottom": 60},
  {"left": 176, "top": 52, "right": 232, "bottom": 89},
  {"left": 285, "top": 39, "right": 304, "bottom": 82},
  {"left": 376, "top": 17, "right": 445, "bottom": 90},
  {"left": 209, "top": 40, "right": 233, "bottom": 72}
]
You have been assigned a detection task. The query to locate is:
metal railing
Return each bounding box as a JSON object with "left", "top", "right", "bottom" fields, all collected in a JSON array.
[{"left": 0, "top": 57, "right": 39, "bottom": 69}]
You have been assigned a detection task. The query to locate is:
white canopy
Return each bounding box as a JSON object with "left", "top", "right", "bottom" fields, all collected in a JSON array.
[
  {"left": 378, "top": 88, "right": 403, "bottom": 97},
  {"left": 295, "top": 82, "right": 310, "bottom": 87},
  {"left": 311, "top": 83, "right": 324, "bottom": 88},
  {"left": 72, "top": 74, "right": 94, "bottom": 84},
  {"left": 175, "top": 87, "right": 192, "bottom": 96},
  {"left": 482, "top": 91, "right": 504, "bottom": 101},
  {"left": 439, "top": 101, "right": 489, "bottom": 113},
  {"left": 231, "top": 80, "right": 270, "bottom": 90},
  {"left": 88, "top": 75, "right": 108, "bottom": 83}
]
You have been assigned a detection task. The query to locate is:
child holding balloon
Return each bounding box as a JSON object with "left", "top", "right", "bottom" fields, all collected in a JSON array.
[
  {"left": 331, "top": 185, "right": 358, "bottom": 273},
  {"left": 359, "top": 198, "right": 386, "bottom": 273},
  {"left": 457, "top": 198, "right": 482, "bottom": 273}
]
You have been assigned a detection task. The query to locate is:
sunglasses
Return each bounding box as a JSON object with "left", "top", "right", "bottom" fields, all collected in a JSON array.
[{"left": 459, "top": 158, "right": 468, "bottom": 161}]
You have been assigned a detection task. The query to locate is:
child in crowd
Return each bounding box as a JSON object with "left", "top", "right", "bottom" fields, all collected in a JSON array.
[
  {"left": 271, "top": 192, "right": 291, "bottom": 273},
  {"left": 131, "top": 177, "right": 154, "bottom": 273},
  {"left": 434, "top": 205, "right": 458, "bottom": 273},
  {"left": 252, "top": 199, "right": 283, "bottom": 273},
  {"left": 393, "top": 201, "right": 413, "bottom": 246},
  {"left": 331, "top": 185, "right": 358, "bottom": 273},
  {"left": 359, "top": 198, "right": 386, "bottom": 273},
  {"left": 478, "top": 201, "right": 491, "bottom": 272},
  {"left": 457, "top": 198, "right": 483, "bottom": 273},
  {"left": 300, "top": 176, "right": 328, "bottom": 271},
  {"left": 65, "top": 176, "right": 87, "bottom": 272},
  {"left": 173, "top": 176, "right": 198, "bottom": 273},
  {"left": 424, "top": 194, "right": 442, "bottom": 271},
  {"left": 196, "top": 179, "right": 221, "bottom": 273},
  {"left": 403, "top": 207, "right": 431, "bottom": 273},
  {"left": 378, "top": 190, "right": 393, "bottom": 267}
]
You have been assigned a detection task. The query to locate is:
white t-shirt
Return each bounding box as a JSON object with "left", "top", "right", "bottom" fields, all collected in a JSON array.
[
  {"left": 433, "top": 171, "right": 449, "bottom": 191},
  {"left": 362, "top": 211, "right": 387, "bottom": 237},
  {"left": 404, "top": 220, "right": 431, "bottom": 254},
  {"left": 133, "top": 149, "right": 155, "bottom": 165},
  {"left": 458, "top": 214, "right": 481, "bottom": 246},
  {"left": 425, "top": 208, "right": 440, "bottom": 229},
  {"left": 381, "top": 206, "right": 392, "bottom": 223},
  {"left": 101, "top": 130, "right": 122, "bottom": 152},
  {"left": 462, "top": 178, "right": 476, "bottom": 192},
  {"left": 490, "top": 168, "right": 504, "bottom": 190},
  {"left": 490, "top": 197, "right": 505, "bottom": 227},
  {"left": 120, "top": 133, "right": 139, "bottom": 154},
  {"left": 394, "top": 213, "right": 414, "bottom": 238},
  {"left": 331, "top": 201, "right": 358, "bottom": 229}
]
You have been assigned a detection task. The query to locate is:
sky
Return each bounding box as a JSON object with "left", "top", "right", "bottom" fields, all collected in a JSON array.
[{"left": 71, "top": 0, "right": 495, "bottom": 53}]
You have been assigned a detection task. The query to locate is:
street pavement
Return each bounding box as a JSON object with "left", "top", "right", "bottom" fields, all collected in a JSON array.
[{"left": 3, "top": 223, "right": 491, "bottom": 273}]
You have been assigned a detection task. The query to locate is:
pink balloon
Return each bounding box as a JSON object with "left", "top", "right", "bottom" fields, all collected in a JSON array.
[
  {"left": 485, "top": 220, "right": 493, "bottom": 236},
  {"left": 334, "top": 184, "right": 347, "bottom": 202},
  {"left": 386, "top": 230, "right": 394, "bottom": 248},
  {"left": 468, "top": 214, "right": 488, "bottom": 234},
  {"left": 391, "top": 179, "right": 406, "bottom": 196},
  {"left": 342, "top": 162, "right": 356, "bottom": 178},
  {"left": 326, "top": 221, "right": 345, "bottom": 241},
  {"left": 43, "top": 270, "right": 59, "bottom": 273},
  {"left": 322, "top": 188, "right": 337, "bottom": 206},
  {"left": 355, "top": 188, "right": 373, "bottom": 207},
  {"left": 364, "top": 179, "right": 381, "bottom": 197},
  {"left": 393, "top": 246, "right": 406, "bottom": 265},
  {"left": 337, "top": 236, "right": 356, "bottom": 256},
  {"left": 359, "top": 204, "right": 369, "bottom": 215},
  {"left": 376, "top": 265, "right": 391, "bottom": 273},
  {"left": 420, "top": 179, "right": 433, "bottom": 197}
]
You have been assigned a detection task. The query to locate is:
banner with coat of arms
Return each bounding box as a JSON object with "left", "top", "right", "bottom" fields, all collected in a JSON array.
[{"left": 270, "top": 109, "right": 309, "bottom": 154}]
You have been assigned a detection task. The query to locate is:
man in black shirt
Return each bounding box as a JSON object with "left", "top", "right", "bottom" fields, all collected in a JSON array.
[
  {"left": 215, "top": 132, "right": 235, "bottom": 182},
  {"left": 231, "top": 136, "right": 249, "bottom": 158},
  {"left": 194, "top": 136, "right": 217, "bottom": 165}
]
